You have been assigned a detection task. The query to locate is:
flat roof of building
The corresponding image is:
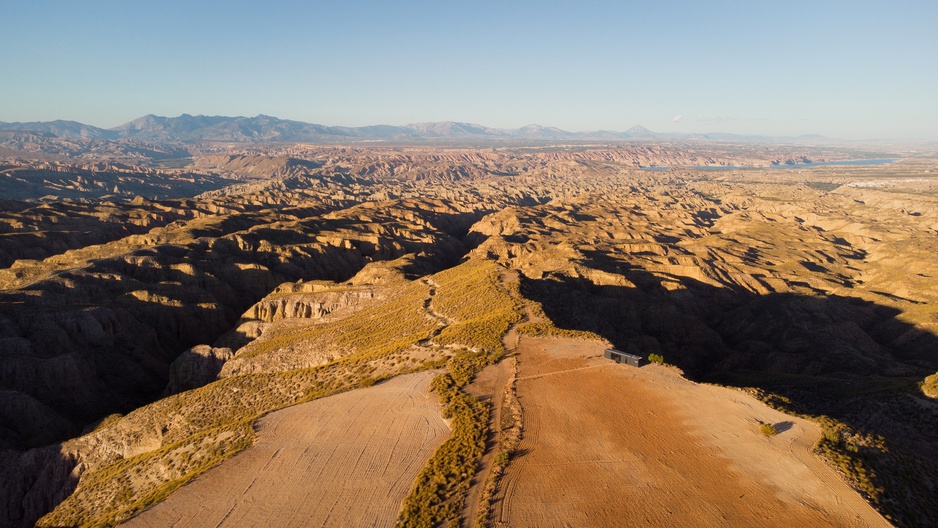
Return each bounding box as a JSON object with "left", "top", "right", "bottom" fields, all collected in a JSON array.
[{"left": 605, "top": 348, "right": 642, "bottom": 360}]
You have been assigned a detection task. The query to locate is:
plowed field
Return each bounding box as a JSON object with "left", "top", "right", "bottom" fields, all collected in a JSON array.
[
  {"left": 493, "top": 337, "right": 888, "bottom": 528},
  {"left": 123, "top": 371, "right": 447, "bottom": 527}
]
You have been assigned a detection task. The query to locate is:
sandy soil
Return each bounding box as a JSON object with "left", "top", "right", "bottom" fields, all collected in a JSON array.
[
  {"left": 462, "top": 273, "right": 531, "bottom": 526},
  {"left": 463, "top": 358, "right": 513, "bottom": 526},
  {"left": 493, "top": 337, "right": 889, "bottom": 528},
  {"left": 123, "top": 371, "right": 448, "bottom": 528}
]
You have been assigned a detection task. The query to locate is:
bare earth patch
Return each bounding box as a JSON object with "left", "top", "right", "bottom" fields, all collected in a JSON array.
[
  {"left": 463, "top": 357, "right": 513, "bottom": 525},
  {"left": 493, "top": 337, "right": 889, "bottom": 528},
  {"left": 123, "top": 371, "right": 447, "bottom": 527}
]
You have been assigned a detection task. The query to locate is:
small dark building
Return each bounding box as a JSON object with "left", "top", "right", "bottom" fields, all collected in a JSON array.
[{"left": 604, "top": 348, "right": 642, "bottom": 367}]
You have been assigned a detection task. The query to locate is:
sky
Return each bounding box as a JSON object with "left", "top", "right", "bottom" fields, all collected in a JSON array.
[{"left": 1, "top": 1, "right": 936, "bottom": 139}]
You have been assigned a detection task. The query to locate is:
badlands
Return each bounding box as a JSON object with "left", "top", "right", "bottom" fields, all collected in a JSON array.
[{"left": 0, "top": 141, "right": 936, "bottom": 527}]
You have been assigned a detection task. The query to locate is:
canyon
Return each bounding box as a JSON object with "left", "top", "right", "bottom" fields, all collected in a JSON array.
[{"left": 0, "top": 138, "right": 936, "bottom": 527}]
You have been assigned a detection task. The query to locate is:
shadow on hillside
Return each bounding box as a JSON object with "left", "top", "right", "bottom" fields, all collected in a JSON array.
[
  {"left": 0, "top": 445, "right": 79, "bottom": 528},
  {"left": 0, "top": 206, "right": 480, "bottom": 451},
  {"left": 519, "top": 264, "right": 938, "bottom": 525},
  {"left": 0, "top": 204, "right": 489, "bottom": 527},
  {"left": 773, "top": 421, "right": 794, "bottom": 434}
]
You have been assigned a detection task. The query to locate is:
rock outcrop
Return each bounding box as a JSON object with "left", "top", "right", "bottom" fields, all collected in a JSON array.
[{"left": 243, "top": 289, "right": 375, "bottom": 323}]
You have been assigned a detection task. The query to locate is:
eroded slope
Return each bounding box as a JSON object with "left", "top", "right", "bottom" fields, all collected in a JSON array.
[{"left": 1, "top": 147, "right": 937, "bottom": 527}]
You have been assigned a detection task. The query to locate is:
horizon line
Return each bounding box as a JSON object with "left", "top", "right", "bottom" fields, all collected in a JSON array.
[{"left": 2, "top": 113, "right": 936, "bottom": 143}]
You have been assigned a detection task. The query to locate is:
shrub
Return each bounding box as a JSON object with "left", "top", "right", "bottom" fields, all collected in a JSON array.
[
  {"left": 760, "top": 423, "right": 777, "bottom": 436},
  {"left": 815, "top": 417, "right": 885, "bottom": 503},
  {"left": 921, "top": 372, "right": 938, "bottom": 398},
  {"left": 648, "top": 353, "right": 664, "bottom": 365},
  {"left": 397, "top": 349, "right": 497, "bottom": 527}
]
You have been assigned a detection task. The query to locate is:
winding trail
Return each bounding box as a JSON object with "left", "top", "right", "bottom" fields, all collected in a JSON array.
[
  {"left": 417, "top": 277, "right": 455, "bottom": 346},
  {"left": 462, "top": 268, "right": 531, "bottom": 526}
]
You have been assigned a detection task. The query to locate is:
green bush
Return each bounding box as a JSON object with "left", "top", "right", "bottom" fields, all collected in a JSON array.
[
  {"left": 648, "top": 353, "right": 664, "bottom": 364},
  {"left": 760, "top": 423, "right": 777, "bottom": 436}
]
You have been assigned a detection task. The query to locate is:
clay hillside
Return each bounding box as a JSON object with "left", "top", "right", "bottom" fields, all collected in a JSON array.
[{"left": 1, "top": 141, "right": 937, "bottom": 527}]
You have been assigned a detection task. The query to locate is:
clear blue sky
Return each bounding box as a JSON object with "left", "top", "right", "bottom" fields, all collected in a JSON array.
[{"left": 2, "top": 1, "right": 936, "bottom": 139}]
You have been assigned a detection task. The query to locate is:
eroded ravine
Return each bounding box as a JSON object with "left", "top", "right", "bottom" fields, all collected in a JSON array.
[{"left": 2, "top": 153, "right": 937, "bottom": 527}]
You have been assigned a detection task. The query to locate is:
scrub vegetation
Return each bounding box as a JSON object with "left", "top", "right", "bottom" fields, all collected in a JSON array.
[
  {"left": 397, "top": 349, "right": 496, "bottom": 527},
  {"left": 397, "top": 259, "right": 524, "bottom": 527},
  {"left": 430, "top": 259, "right": 522, "bottom": 353}
]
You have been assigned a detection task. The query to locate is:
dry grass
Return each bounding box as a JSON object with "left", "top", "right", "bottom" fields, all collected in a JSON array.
[
  {"left": 813, "top": 417, "right": 886, "bottom": 507},
  {"left": 430, "top": 259, "right": 521, "bottom": 354},
  {"left": 397, "top": 259, "right": 525, "bottom": 527},
  {"left": 508, "top": 280, "right": 603, "bottom": 341},
  {"left": 37, "top": 275, "right": 444, "bottom": 527},
  {"left": 124, "top": 371, "right": 447, "bottom": 528},
  {"left": 242, "top": 277, "right": 436, "bottom": 360},
  {"left": 40, "top": 258, "right": 525, "bottom": 528},
  {"left": 397, "top": 349, "right": 495, "bottom": 528},
  {"left": 474, "top": 359, "right": 523, "bottom": 528},
  {"left": 515, "top": 322, "right": 603, "bottom": 340}
]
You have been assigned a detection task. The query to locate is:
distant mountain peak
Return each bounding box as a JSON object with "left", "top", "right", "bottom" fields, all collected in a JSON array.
[
  {"left": 0, "top": 120, "right": 113, "bottom": 140},
  {"left": 625, "top": 125, "right": 657, "bottom": 138},
  {"left": 0, "top": 114, "right": 834, "bottom": 144}
]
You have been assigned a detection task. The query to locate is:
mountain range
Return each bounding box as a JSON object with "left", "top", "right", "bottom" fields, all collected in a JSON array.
[{"left": 0, "top": 114, "right": 826, "bottom": 144}]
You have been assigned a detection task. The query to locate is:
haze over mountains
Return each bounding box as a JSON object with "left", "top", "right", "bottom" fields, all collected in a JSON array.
[{"left": 0, "top": 114, "right": 829, "bottom": 144}]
